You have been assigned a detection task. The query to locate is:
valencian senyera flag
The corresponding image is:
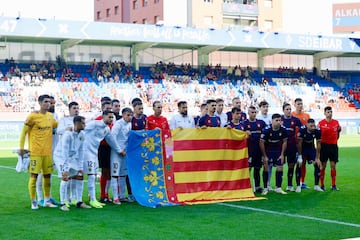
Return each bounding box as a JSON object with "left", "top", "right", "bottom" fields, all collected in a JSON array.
[{"left": 126, "top": 128, "right": 257, "bottom": 208}]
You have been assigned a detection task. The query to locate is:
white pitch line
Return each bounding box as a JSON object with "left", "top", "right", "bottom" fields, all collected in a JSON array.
[
  {"left": 0, "top": 165, "right": 16, "bottom": 170},
  {"left": 1, "top": 164, "right": 360, "bottom": 228},
  {"left": 218, "top": 202, "right": 360, "bottom": 228},
  {"left": 0, "top": 165, "right": 92, "bottom": 183}
]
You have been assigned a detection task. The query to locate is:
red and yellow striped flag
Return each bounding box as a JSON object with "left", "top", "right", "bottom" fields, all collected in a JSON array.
[{"left": 167, "top": 127, "right": 256, "bottom": 204}]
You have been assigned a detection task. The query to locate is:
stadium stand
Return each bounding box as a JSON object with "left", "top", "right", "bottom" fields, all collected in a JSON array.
[{"left": 0, "top": 61, "right": 359, "bottom": 119}]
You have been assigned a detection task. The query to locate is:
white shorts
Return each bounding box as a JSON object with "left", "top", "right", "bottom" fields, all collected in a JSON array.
[
  {"left": 83, "top": 154, "right": 99, "bottom": 175},
  {"left": 120, "top": 156, "right": 127, "bottom": 176},
  {"left": 53, "top": 156, "right": 65, "bottom": 178},
  {"left": 110, "top": 151, "right": 127, "bottom": 177}
]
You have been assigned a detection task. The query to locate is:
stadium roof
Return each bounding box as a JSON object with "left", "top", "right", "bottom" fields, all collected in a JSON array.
[{"left": 1, "top": 17, "right": 360, "bottom": 58}]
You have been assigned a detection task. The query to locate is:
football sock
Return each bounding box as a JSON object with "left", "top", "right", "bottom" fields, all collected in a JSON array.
[
  {"left": 119, "top": 176, "right": 126, "bottom": 198},
  {"left": 75, "top": 180, "right": 84, "bottom": 203},
  {"left": 331, "top": 169, "right": 336, "bottom": 186},
  {"left": 295, "top": 165, "right": 301, "bottom": 186},
  {"left": 301, "top": 163, "right": 306, "bottom": 183},
  {"left": 275, "top": 170, "right": 283, "bottom": 188},
  {"left": 111, "top": 177, "right": 119, "bottom": 200},
  {"left": 253, "top": 168, "right": 260, "bottom": 188},
  {"left": 320, "top": 169, "right": 325, "bottom": 186},
  {"left": 100, "top": 176, "right": 106, "bottom": 199},
  {"left": 105, "top": 179, "right": 111, "bottom": 198},
  {"left": 262, "top": 171, "right": 269, "bottom": 189},
  {"left": 36, "top": 173, "right": 43, "bottom": 201},
  {"left": 88, "top": 175, "right": 96, "bottom": 201},
  {"left": 267, "top": 166, "right": 272, "bottom": 188},
  {"left": 28, "top": 176, "right": 37, "bottom": 200},
  {"left": 70, "top": 179, "right": 77, "bottom": 202},
  {"left": 287, "top": 167, "right": 294, "bottom": 186},
  {"left": 60, "top": 180, "right": 68, "bottom": 204},
  {"left": 43, "top": 176, "right": 51, "bottom": 199},
  {"left": 126, "top": 175, "right": 132, "bottom": 195},
  {"left": 314, "top": 165, "right": 320, "bottom": 185}
]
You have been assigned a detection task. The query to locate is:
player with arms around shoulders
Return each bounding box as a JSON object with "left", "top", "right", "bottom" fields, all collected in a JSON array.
[
  {"left": 297, "top": 118, "right": 323, "bottom": 192},
  {"left": 242, "top": 106, "right": 266, "bottom": 193},
  {"left": 56, "top": 101, "right": 80, "bottom": 205},
  {"left": 54, "top": 116, "right": 91, "bottom": 211},
  {"left": 260, "top": 113, "right": 288, "bottom": 195},
  {"left": 19, "top": 94, "right": 58, "bottom": 210},
  {"left": 110, "top": 108, "right": 133, "bottom": 204},
  {"left": 281, "top": 103, "right": 303, "bottom": 193},
  {"left": 83, "top": 110, "right": 124, "bottom": 208},
  {"left": 318, "top": 106, "right": 341, "bottom": 191}
]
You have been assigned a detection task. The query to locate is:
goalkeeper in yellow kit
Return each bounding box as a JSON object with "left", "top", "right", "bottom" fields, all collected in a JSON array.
[{"left": 19, "top": 94, "right": 58, "bottom": 210}]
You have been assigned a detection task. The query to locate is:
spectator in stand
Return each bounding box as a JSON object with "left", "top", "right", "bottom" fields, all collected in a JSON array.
[{"left": 226, "top": 66, "right": 233, "bottom": 79}]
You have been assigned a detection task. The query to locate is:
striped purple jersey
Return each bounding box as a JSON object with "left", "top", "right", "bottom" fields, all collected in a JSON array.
[
  {"left": 260, "top": 125, "right": 288, "bottom": 154},
  {"left": 131, "top": 114, "right": 147, "bottom": 130},
  {"left": 225, "top": 121, "right": 244, "bottom": 130},
  {"left": 281, "top": 115, "right": 302, "bottom": 150},
  {"left": 243, "top": 119, "right": 266, "bottom": 154},
  {"left": 199, "top": 114, "right": 221, "bottom": 127}
]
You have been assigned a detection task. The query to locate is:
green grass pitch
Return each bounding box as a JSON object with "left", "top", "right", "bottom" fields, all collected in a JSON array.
[{"left": 0, "top": 135, "right": 359, "bottom": 240}]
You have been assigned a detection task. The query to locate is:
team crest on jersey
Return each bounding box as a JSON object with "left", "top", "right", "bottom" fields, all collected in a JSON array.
[{"left": 88, "top": 168, "right": 92, "bottom": 172}]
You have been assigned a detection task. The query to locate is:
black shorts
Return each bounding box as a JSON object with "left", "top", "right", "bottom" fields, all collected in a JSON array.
[
  {"left": 320, "top": 143, "right": 339, "bottom": 163},
  {"left": 302, "top": 148, "right": 316, "bottom": 164},
  {"left": 98, "top": 144, "right": 111, "bottom": 168},
  {"left": 285, "top": 148, "right": 297, "bottom": 164},
  {"left": 249, "top": 151, "right": 262, "bottom": 168}
]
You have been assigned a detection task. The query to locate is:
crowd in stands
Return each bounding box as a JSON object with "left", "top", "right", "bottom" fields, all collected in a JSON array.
[
  {"left": 347, "top": 83, "right": 360, "bottom": 104},
  {"left": 277, "top": 66, "right": 307, "bottom": 76},
  {"left": 0, "top": 58, "right": 359, "bottom": 116}
]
